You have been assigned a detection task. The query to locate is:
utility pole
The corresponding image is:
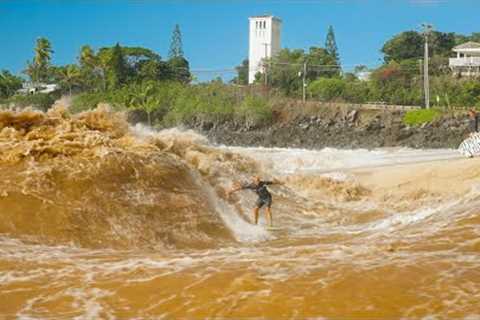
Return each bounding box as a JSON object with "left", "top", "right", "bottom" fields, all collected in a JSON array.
[
  {"left": 422, "top": 23, "right": 433, "bottom": 109},
  {"left": 263, "top": 43, "right": 269, "bottom": 87},
  {"left": 302, "top": 62, "right": 307, "bottom": 103}
]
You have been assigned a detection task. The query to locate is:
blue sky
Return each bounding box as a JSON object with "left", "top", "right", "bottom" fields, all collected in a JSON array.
[{"left": 1, "top": 0, "right": 479, "bottom": 81}]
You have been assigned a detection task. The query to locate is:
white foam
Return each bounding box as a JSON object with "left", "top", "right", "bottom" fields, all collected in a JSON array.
[
  {"left": 131, "top": 124, "right": 209, "bottom": 146},
  {"left": 202, "top": 181, "right": 272, "bottom": 243},
  {"left": 320, "top": 171, "right": 349, "bottom": 182},
  {"left": 221, "top": 146, "right": 460, "bottom": 175}
]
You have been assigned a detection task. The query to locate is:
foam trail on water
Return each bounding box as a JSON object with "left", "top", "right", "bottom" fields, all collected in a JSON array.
[
  {"left": 200, "top": 175, "right": 272, "bottom": 243},
  {"left": 212, "top": 195, "right": 272, "bottom": 242}
]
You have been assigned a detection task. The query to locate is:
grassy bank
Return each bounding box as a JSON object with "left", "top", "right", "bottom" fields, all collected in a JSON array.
[{"left": 403, "top": 109, "right": 443, "bottom": 126}]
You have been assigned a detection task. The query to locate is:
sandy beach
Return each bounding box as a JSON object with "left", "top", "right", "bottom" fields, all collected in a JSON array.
[{"left": 352, "top": 157, "right": 480, "bottom": 210}]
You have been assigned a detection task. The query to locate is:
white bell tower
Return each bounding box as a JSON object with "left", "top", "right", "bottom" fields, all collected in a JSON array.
[{"left": 248, "top": 15, "right": 282, "bottom": 84}]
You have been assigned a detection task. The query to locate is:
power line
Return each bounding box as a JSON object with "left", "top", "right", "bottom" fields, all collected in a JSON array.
[{"left": 174, "top": 59, "right": 430, "bottom": 75}]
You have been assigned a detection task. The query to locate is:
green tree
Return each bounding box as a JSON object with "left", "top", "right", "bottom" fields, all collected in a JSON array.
[
  {"left": 369, "top": 61, "right": 422, "bottom": 105},
  {"left": 455, "top": 34, "right": 470, "bottom": 45},
  {"left": 325, "top": 25, "right": 340, "bottom": 65},
  {"left": 121, "top": 46, "right": 160, "bottom": 78},
  {"left": 25, "top": 37, "right": 54, "bottom": 83},
  {"left": 79, "top": 45, "right": 97, "bottom": 69},
  {"left": 78, "top": 45, "right": 103, "bottom": 91},
  {"left": 232, "top": 59, "right": 249, "bottom": 85},
  {"left": 55, "top": 64, "right": 82, "bottom": 95},
  {"left": 305, "top": 46, "right": 341, "bottom": 80},
  {"left": 121, "top": 47, "right": 168, "bottom": 82},
  {"left": 126, "top": 81, "right": 161, "bottom": 126},
  {"left": 382, "top": 31, "right": 424, "bottom": 63},
  {"left": 169, "top": 24, "right": 184, "bottom": 59},
  {"left": 137, "top": 59, "right": 170, "bottom": 82},
  {"left": 106, "top": 43, "right": 128, "bottom": 89},
  {"left": 382, "top": 30, "right": 457, "bottom": 63},
  {"left": 167, "top": 56, "right": 191, "bottom": 84},
  {"left": 430, "top": 31, "right": 456, "bottom": 57},
  {"left": 96, "top": 45, "right": 171, "bottom": 85},
  {"left": 264, "top": 48, "right": 305, "bottom": 95},
  {"left": 468, "top": 32, "right": 480, "bottom": 43},
  {"left": 0, "top": 70, "right": 23, "bottom": 98},
  {"left": 258, "top": 47, "right": 339, "bottom": 96}
]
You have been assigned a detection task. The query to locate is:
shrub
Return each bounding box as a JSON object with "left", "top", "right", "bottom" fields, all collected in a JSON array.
[
  {"left": 2, "top": 93, "right": 58, "bottom": 112},
  {"left": 343, "top": 80, "right": 371, "bottom": 103},
  {"left": 236, "top": 95, "right": 272, "bottom": 125},
  {"left": 308, "top": 78, "right": 346, "bottom": 101},
  {"left": 162, "top": 83, "right": 237, "bottom": 125},
  {"left": 70, "top": 87, "right": 135, "bottom": 113},
  {"left": 162, "top": 87, "right": 199, "bottom": 124},
  {"left": 71, "top": 92, "right": 108, "bottom": 113}
]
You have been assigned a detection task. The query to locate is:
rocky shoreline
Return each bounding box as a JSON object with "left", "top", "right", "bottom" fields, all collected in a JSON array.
[{"left": 183, "top": 109, "right": 470, "bottom": 150}]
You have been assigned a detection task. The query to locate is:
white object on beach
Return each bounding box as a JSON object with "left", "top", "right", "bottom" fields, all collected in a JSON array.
[{"left": 458, "top": 132, "right": 480, "bottom": 157}]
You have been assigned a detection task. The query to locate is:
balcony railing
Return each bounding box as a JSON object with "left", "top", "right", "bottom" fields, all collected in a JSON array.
[{"left": 449, "top": 57, "right": 480, "bottom": 67}]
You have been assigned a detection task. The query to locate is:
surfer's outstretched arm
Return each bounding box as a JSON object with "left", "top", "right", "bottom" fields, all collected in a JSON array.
[
  {"left": 265, "top": 178, "right": 284, "bottom": 186},
  {"left": 227, "top": 182, "right": 249, "bottom": 197}
]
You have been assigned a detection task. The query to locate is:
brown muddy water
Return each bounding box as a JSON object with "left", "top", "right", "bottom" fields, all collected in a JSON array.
[{"left": 1, "top": 107, "right": 479, "bottom": 319}]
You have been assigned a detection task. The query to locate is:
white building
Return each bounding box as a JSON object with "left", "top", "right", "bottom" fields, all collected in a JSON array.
[
  {"left": 449, "top": 41, "right": 480, "bottom": 76},
  {"left": 356, "top": 71, "right": 372, "bottom": 81},
  {"left": 17, "top": 82, "right": 59, "bottom": 95},
  {"left": 248, "top": 15, "right": 282, "bottom": 84}
]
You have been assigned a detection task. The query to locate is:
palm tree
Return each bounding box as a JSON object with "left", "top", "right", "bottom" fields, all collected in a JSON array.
[
  {"left": 79, "top": 45, "right": 97, "bottom": 69},
  {"left": 128, "top": 82, "right": 159, "bottom": 126},
  {"left": 34, "top": 38, "right": 53, "bottom": 68},
  {"left": 57, "top": 65, "right": 81, "bottom": 96},
  {"left": 78, "top": 45, "right": 104, "bottom": 91},
  {"left": 25, "top": 37, "right": 54, "bottom": 84},
  {"left": 24, "top": 60, "right": 38, "bottom": 85}
]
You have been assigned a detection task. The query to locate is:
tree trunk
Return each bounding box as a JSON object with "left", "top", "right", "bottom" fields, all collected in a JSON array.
[{"left": 147, "top": 112, "right": 151, "bottom": 127}]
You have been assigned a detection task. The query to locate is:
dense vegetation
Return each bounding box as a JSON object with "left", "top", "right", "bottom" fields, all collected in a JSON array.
[
  {"left": 2, "top": 25, "right": 480, "bottom": 126},
  {"left": 252, "top": 30, "right": 480, "bottom": 108},
  {"left": 70, "top": 81, "right": 272, "bottom": 126}
]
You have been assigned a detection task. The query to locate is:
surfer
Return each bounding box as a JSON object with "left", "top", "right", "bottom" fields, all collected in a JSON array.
[{"left": 227, "top": 176, "right": 283, "bottom": 227}]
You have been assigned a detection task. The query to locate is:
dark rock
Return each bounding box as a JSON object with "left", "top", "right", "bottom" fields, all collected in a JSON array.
[{"left": 182, "top": 109, "right": 467, "bottom": 150}]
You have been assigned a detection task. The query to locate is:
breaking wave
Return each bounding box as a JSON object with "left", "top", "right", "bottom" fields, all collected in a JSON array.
[{"left": 0, "top": 106, "right": 269, "bottom": 249}]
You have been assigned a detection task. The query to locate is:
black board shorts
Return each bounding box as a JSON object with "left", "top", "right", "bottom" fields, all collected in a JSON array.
[{"left": 256, "top": 195, "right": 272, "bottom": 209}]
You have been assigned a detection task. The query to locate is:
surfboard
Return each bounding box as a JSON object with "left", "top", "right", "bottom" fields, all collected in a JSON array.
[{"left": 459, "top": 132, "right": 480, "bottom": 157}]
